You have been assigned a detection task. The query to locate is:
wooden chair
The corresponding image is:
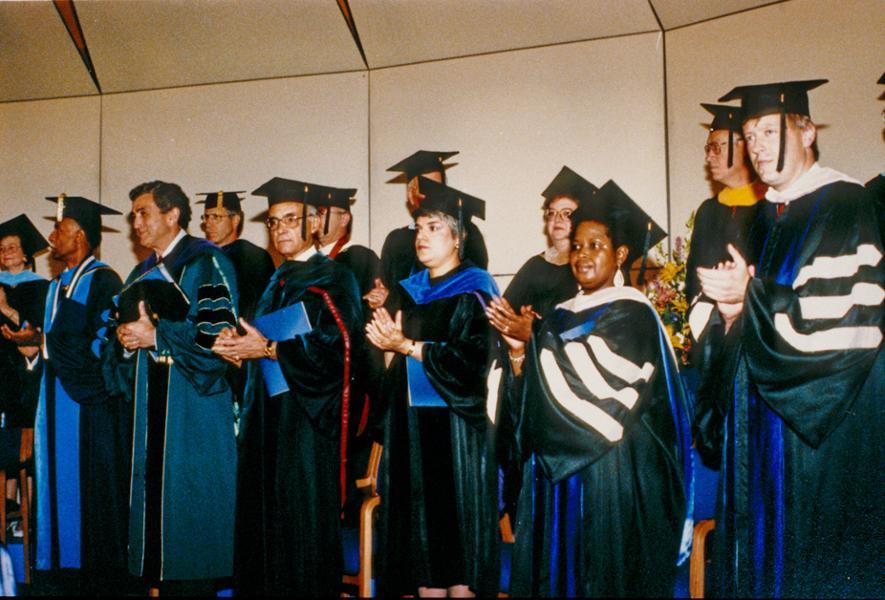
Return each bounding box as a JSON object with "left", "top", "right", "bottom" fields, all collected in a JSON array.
[
  {"left": 690, "top": 519, "right": 715, "bottom": 598},
  {"left": 0, "top": 428, "right": 33, "bottom": 584},
  {"left": 342, "top": 441, "right": 382, "bottom": 598}
]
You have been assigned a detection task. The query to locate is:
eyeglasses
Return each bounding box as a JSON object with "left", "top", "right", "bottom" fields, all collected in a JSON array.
[
  {"left": 0, "top": 244, "right": 22, "bottom": 253},
  {"left": 265, "top": 213, "right": 304, "bottom": 230},
  {"left": 704, "top": 141, "right": 730, "bottom": 156},
  {"left": 200, "top": 213, "right": 234, "bottom": 224},
  {"left": 544, "top": 208, "right": 574, "bottom": 221}
]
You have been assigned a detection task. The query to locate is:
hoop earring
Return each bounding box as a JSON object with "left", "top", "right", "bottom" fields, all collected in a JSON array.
[{"left": 614, "top": 269, "right": 625, "bottom": 288}]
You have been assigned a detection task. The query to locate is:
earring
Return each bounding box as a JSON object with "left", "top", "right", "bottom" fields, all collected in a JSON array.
[{"left": 614, "top": 269, "right": 625, "bottom": 288}]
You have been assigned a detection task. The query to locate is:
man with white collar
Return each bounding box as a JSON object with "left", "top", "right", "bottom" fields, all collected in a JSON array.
[
  {"left": 110, "top": 180, "right": 239, "bottom": 593},
  {"left": 215, "top": 177, "right": 362, "bottom": 596},
  {"left": 695, "top": 80, "right": 883, "bottom": 597}
]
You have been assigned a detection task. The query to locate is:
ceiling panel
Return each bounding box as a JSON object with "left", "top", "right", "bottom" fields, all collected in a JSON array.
[
  {"left": 650, "top": 0, "right": 786, "bottom": 30},
  {"left": 351, "top": 0, "right": 659, "bottom": 69},
  {"left": 0, "top": 0, "right": 98, "bottom": 102},
  {"left": 77, "top": 0, "right": 365, "bottom": 94}
]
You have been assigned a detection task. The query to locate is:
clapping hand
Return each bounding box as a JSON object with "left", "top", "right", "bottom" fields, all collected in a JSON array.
[
  {"left": 485, "top": 296, "right": 533, "bottom": 351},
  {"left": 365, "top": 307, "right": 409, "bottom": 353},
  {"left": 212, "top": 318, "right": 269, "bottom": 363}
]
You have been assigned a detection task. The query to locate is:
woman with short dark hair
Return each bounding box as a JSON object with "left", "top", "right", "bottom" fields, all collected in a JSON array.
[{"left": 366, "top": 179, "right": 501, "bottom": 598}]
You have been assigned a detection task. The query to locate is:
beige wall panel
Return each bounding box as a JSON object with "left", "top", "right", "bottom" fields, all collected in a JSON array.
[
  {"left": 370, "top": 33, "right": 667, "bottom": 278},
  {"left": 353, "top": 0, "right": 658, "bottom": 68},
  {"left": 667, "top": 0, "right": 885, "bottom": 239},
  {"left": 100, "top": 72, "right": 369, "bottom": 277},
  {"left": 0, "top": 96, "right": 101, "bottom": 278}
]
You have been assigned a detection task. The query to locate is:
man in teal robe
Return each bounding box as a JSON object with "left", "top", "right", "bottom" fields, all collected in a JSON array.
[{"left": 106, "top": 181, "right": 238, "bottom": 589}]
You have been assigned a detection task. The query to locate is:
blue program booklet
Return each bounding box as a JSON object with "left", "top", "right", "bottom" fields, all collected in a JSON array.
[
  {"left": 406, "top": 356, "right": 446, "bottom": 408},
  {"left": 253, "top": 302, "right": 311, "bottom": 397}
]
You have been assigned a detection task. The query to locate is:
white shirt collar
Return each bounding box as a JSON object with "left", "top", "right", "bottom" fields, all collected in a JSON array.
[
  {"left": 157, "top": 228, "right": 187, "bottom": 259},
  {"left": 293, "top": 244, "right": 322, "bottom": 263},
  {"left": 765, "top": 163, "right": 860, "bottom": 204}
]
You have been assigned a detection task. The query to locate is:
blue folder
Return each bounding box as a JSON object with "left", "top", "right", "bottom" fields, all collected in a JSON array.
[
  {"left": 406, "top": 356, "right": 446, "bottom": 408},
  {"left": 253, "top": 302, "right": 311, "bottom": 397}
]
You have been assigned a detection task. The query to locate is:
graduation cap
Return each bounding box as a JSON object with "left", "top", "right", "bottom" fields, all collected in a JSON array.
[
  {"left": 570, "top": 179, "right": 666, "bottom": 283},
  {"left": 0, "top": 214, "right": 50, "bottom": 259},
  {"left": 310, "top": 186, "right": 357, "bottom": 235},
  {"left": 195, "top": 190, "right": 247, "bottom": 212},
  {"left": 541, "top": 166, "right": 599, "bottom": 207},
  {"left": 252, "top": 177, "right": 320, "bottom": 239},
  {"left": 878, "top": 71, "right": 884, "bottom": 85},
  {"left": 413, "top": 177, "right": 485, "bottom": 260},
  {"left": 719, "top": 79, "right": 828, "bottom": 172},
  {"left": 702, "top": 103, "right": 744, "bottom": 168},
  {"left": 45, "top": 194, "right": 121, "bottom": 249},
  {"left": 386, "top": 150, "right": 458, "bottom": 184}
]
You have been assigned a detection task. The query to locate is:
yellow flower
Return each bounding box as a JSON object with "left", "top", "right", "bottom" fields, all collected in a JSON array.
[
  {"left": 659, "top": 262, "right": 683, "bottom": 283},
  {"left": 672, "top": 298, "right": 688, "bottom": 314}
]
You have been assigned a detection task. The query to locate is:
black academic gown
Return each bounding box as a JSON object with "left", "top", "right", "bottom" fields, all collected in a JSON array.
[
  {"left": 508, "top": 286, "right": 692, "bottom": 598},
  {"left": 327, "top": 241, "right": 382, "bottom": 525},
  {"left": 234, "top": 252, "right": 363, "bottom": 597},
  {"left": 504, "top": 253, "right": 577, "bottom": 318},
  {"left": 221, "top": 238, "right": 275, "bottom": 323},
  {"left": 376, "top": 262, "right": 501, "bottom": 597},
  {"left": 0, "top": 276, "right": 48, "bottom": 428},
  {"left": 685, "top": 194, "right": 763, "bottom": 305},
  {"left": 865, "top": 173, "right": 884, "bottom": 241},
  {"left": 379, "top": 221, "right": 488, "bottom": 289},
  {"left": 695, "top": 179, "right": 884, "bottom": 598}
]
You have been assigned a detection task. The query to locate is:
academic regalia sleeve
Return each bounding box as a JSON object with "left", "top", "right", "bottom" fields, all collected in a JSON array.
[
  {"left": 342, "top": 245, "right": 380, "bottom": 297},
  {"left": 155, "top": 253, "right": 238, "bottom": 396},
  {"left": 275, "top": 272, "right": 363, "bottom": 427},
  {"left": 527, "top": 300, "right": 666, "bottom": 482},
  {"left": 422, "top": 293, "right": 493, "bottom": 426},
  {"left": 741, "top": 193, "right": 883, "bottom": 448},
  {"left": 685, "top": 199, "right": 716, "bottom": 304},
  {"left": 8, "top": 279, "right": 50, "bottom": 330},
  {"left": 46, "top": 267, "right": 123, "bottom": 404}
]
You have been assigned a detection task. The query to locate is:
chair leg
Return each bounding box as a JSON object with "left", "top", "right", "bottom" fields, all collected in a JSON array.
[
  {"left": 358, "top": 496, "right": 380, "bottom": 598},
  {"left": 690, "top": 519, "right": 716, "bottom": 599},
  {"left": 18, "top": 466, "right": 30, "bottom": 585}
]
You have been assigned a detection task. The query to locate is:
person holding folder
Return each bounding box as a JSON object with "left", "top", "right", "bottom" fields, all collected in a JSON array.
[
  {"left": 212, "top": 177, "right": 363, "bottom": 596},
  {"left": 365, "top": 178, "right": 501, "bottom": 598}
]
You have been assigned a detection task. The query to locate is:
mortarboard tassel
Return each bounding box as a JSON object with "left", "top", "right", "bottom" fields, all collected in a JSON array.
[
  {"left": 637, "top": 221, "right": 652, "bottom": 285},
  {"left": 324, "top": 192, "right": 332, "bottom": 236},
  {"left": 301, "top": 185, "right": 308, "bottom": 241},
  {"left": 216, "top": 191, "right": 223, "bottom": 211},
  {"left": 777, "top": 90, "right": 786, "bottom": 172},
  {"left": 727, "top": 127, "right": 734, "bottom": 168},
  {"left": 57, "top": 193, "right": 66, "bottom": 222}
]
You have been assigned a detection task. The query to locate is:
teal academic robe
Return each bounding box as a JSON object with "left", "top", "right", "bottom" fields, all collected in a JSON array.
[{"left": 105, "top": 235, "right": 239, "bottom": 581}]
